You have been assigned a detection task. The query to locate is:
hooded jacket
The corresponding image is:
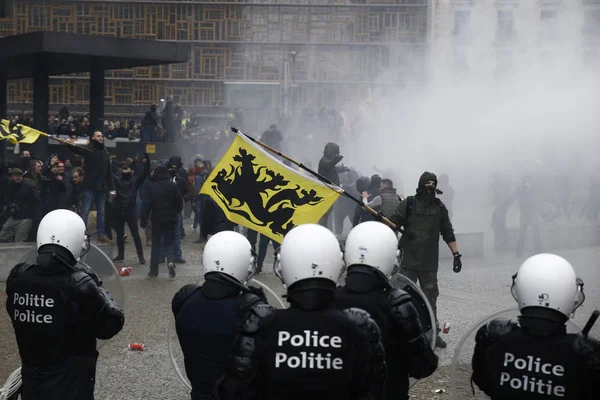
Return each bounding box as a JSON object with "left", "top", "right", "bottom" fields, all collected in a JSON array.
[
  {"left": 140, "top": 166, "right": 183, "bottom": 226},
  {"left": 318, "top": 142, "right": 344, "bottom": 185},
  {"left": 389, "top": 172, "right": 456, "bottom": 271},
  {"left": 167, "top": 156, "right": 191, "bottom": 201}
]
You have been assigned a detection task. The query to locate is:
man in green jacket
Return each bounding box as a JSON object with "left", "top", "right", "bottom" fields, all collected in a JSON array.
[{"left": 389, "top": 171, "right": 462, "bottom": 348}]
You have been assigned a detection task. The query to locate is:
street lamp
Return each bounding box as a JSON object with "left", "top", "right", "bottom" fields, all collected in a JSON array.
[{"left": 288, "top": 50, "right": 298, "bottom": 83}]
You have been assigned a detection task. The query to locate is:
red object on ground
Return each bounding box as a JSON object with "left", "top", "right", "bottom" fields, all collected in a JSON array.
[
  {"left": 443, "top": 322, "right": 451, "bottom": 334},
  {"left": 128, "top": 343, "right": 145, "bottom": 351}
]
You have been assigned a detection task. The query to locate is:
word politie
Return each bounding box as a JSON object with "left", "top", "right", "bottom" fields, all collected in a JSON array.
[
  {"left": 275, "top": 330, "right": 344, "bottom": 370},
  {"left": 13, "top": 293, "right": 55, "bottom": 324},
  {"left": 500, "top": 352, "right": 567, "bottom": 397}
]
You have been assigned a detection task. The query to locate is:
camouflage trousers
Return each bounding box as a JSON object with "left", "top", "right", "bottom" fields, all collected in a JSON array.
[{"left": 397, "top": 267, "right": 440, "bottom": 331}]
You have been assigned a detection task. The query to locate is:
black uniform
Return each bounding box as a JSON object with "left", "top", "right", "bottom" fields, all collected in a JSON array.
[
  {"left": 217, "top": 279, "right": 387, "bottom": 400},
  {"left": 5, "top": 245, "right": 124, "bottom": 400},
  {"left": 171, "top": 275, "right": 268, "bottom": 400},
  {"left": 334, "top": 267, "right": 438, "bottom": 399},
  {"left": 472, "top": 308, "right": 600, "bottom": 400}
]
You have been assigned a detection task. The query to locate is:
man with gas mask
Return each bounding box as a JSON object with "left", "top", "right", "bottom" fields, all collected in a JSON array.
[
  {"left": 5, "top": 209, "right": 124, "bottom": 400},
  {"left": 471, "top": 254, "right": 599, "bottom": 399},
  {"left": 172, "top": 231, "right": 268, "bottom": 400},
  {"left": 216, "top": 224, "right": 386, "bottom": 400},
  {"left": 389, "top": 171, "right": 461, "bottom": 348},
  {"left": 335, "top": 221, "right": 439, "bottom": 399},
  {"left": 112, "top": 154, "right": 150, "bottom": 264}
]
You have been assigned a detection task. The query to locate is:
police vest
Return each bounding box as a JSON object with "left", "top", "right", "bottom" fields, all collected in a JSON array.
[
  {"left": 259, "top": 307, "right": 365, "bottom": 398},
  {"left": 6, "top": 264, "right": 95, "bottom": 366},
  {"left": 485, "top": 333, "right": 579, "bottom": 399}
]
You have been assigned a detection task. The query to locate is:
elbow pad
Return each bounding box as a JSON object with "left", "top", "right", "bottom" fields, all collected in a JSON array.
[
  {"left": 343, "top": 308, "right": 387, "bottom": 392},
  {"left": 387, "top": 289, "right": 438, "bottom": 378},
  {"left": 228, "top": 302, "right": 275, "bottom": 379},
  {"left": 93, "top": 286, "right": 125, "bottom": 340}
]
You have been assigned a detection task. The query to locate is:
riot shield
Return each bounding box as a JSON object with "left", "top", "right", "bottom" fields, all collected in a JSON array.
[
  {"left": 169, "top": 278, "right": 287, "bottom": 392},
  {"left": 450, "top": 308, "right": 583, "bottom": 400},
  {"left": 19, "top": 244, "right": 125, "bottom": 350}
]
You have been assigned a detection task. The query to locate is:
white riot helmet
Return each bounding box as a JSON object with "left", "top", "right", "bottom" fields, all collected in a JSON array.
[
  {"left": 344, "top": 221, "right": 400, "bottom": 279},
  {"left": 274, "top": 224, "right": 344, "bottom": 288},
  {"left": 202, "top": 231, "right": 256, "bottom": 284},
  {"left": 37, "top": 209, "right": 90, "bottom": 261},
  {"left": 511, "top": 253, "right": 585, "bottom": 318}
]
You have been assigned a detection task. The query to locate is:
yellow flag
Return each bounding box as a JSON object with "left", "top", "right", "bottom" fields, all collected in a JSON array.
[
  {"left": 200, "top": 133, "right": 341, "bottom": 243},
  {"left": 0, "top": 119, "right": 44, "bottom": 144}
]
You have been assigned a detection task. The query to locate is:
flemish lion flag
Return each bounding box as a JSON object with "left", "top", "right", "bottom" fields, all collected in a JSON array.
[
  {"left": 0, "top": 119, "right": 44, "bottom": 144},
  {"left": 201, "top": 133, "right": 341, "bottom": 243}
]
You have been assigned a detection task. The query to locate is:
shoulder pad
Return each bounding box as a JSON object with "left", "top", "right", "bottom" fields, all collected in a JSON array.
[
  {"left": 476, "top": 318, "right": 518, "bottom": 346},
  {"left": 6, "top": 262, "right": 34, "bottom": 284},
  {"left": 239, "top": 302, "right": 275, "bottom": 334},
  {"left": 343, "top": 307, "right": 382, "bottom": 343},
  {"left": 387, "top": 287, "right": 413, "bottom": 308},
  {"left": 237, "top": 291, "right": 263, "bottom": 311},
  {"left": 488, "top": 318, "right": 519, "bottom": 339},
  {"left": 69, "top": 270, "right": 95, "bottom": 291}
]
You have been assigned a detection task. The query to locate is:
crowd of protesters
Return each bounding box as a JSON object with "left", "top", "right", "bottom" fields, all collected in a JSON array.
[{"left": 0, "top": 124, "right": 235, "bottom": 277}]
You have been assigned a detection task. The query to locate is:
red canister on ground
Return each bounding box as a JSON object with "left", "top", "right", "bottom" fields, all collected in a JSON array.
[
  {"left": 128, "top": 343, "right": 145, "bottom": 351},
  {"left": 443, "top": 322, "right": 451, "bottom": 334}
]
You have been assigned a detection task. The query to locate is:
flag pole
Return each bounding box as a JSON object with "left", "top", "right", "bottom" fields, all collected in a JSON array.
[{"left": 230, "top": 127, "right": 399, "bottom": 231}]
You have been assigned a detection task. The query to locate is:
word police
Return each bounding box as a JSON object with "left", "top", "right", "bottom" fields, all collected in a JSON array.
[
  {"left": 500, "top": 352, "right": 566, "bottom": 397},
  {"left": 12, "top": 293, "right": 55, "bottom": 324},
  {"left": 275, "top": 330, "right": 344, "bottom": 370}
]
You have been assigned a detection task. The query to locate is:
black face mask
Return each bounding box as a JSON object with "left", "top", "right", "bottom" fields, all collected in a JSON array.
[{"left": 122, "top": 172, "right": 132, "bottom": 179}]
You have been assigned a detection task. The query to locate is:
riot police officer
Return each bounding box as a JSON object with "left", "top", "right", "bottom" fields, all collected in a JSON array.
[
  {"left": 334, "top": 221, "right": 439, "bottom": 400},
  {"left": 171, "top": 231, "right": 268, "bottom": 400},
  {"left": 216, "top": 224, "right": 387, "bottom": 400},
  {"left": 5, "top": 209, "right": 124, "bottom": 400},
  {"left": 471, "top": 254, "right": 599, "bottom": 399}
]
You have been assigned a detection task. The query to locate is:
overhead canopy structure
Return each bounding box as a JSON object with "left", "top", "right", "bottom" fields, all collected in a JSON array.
[{"left": 0, "top": 31, "right": 190, "bottom": 160}]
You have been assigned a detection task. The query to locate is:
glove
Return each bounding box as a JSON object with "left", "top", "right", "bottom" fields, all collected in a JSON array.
[
  {"left": 333, "top": 154, "right": 344, "bottom": 164},
  {"left": 453, "top": 252, "right": 462, "bottom": 273},
  {"left": 247, "top": 286, "right": 268, "bottom": 303},
  {"left": 78, "top": 263, "right": 103, "bottom": 287}
]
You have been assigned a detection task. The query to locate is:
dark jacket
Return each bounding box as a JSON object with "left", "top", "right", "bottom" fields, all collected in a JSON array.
[
  {"left": 141, "top": 166, "right": 183, "bottom": 226},
  {"left": 5, "top": 246, "right": 124, "bottom": 400},
  {"left": 2, "top": 180, "right": 40, "bottom": 220},
  {"left": 318, "top": 142, "right": 347, "bottom": 186},
  {"left": 335, "top": 268, "right": 438, "bottom": 399},
  {"left": 472, "top": 308, "right": 599, "bottom": 400},
  {"left": 217, "top": 280, "right": 386, "bottom": 400},
  {"left": 112, "top": 159, "right": 150, "bottom": 215},
  {"left": 67, "top": 141, "right": 115, "bottom": 193},
  {"left": 40, "top": 169, "right": 66, "bottom": 214},
  {"left": 199, "top": 195, "right": 233, "bottom": 238},
  {"left": 172, "top": 276, "right": 266, "bottom": 400},
  {"left": 389, "top": 172, "right": 455, "bottom": 271},
  {"left": 167, "top": 156, "right": 191, "bottom": 201}
]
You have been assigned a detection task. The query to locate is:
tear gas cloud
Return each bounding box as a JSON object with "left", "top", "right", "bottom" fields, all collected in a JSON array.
[{"left": 341, "top": 2, "right": 600, "bottom": 232}]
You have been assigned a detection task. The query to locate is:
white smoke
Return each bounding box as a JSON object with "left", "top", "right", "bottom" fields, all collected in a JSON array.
[{"left": 345, "top": 1, "right": 600, "bottom": 232}]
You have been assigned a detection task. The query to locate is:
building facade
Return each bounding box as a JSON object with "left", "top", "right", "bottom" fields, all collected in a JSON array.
[{"left": 0, "top": 0, "right": 432, "bottom": 121}]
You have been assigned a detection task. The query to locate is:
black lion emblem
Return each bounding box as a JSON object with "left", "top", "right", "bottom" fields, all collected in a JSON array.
[{"left": 210, "top": 148, "right": 324, "bottom": 237}]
